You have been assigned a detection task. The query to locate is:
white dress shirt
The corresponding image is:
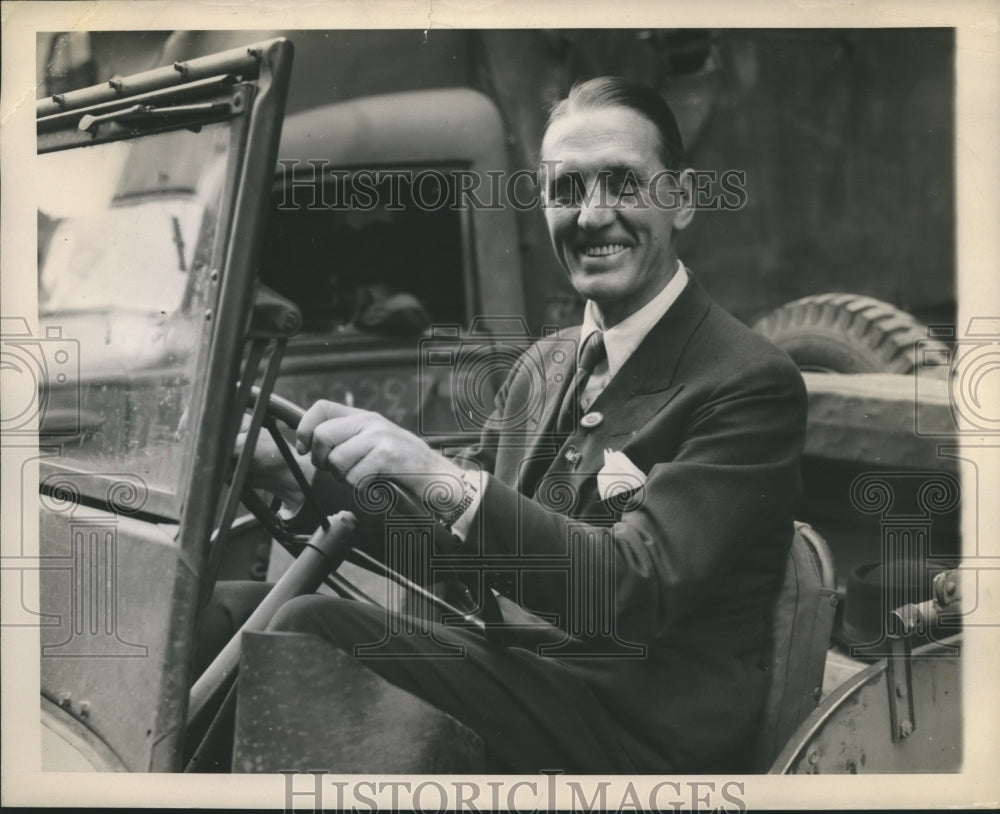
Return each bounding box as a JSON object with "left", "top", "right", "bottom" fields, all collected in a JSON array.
[{"left": 578, "top": 261, "right": 689, "bottom": 410}]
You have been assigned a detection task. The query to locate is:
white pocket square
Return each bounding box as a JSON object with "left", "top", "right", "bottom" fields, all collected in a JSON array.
[{"left": 597, "top": 448, "right": 646, "bottom": 501}]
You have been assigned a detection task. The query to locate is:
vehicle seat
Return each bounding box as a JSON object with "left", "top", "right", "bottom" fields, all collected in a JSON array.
[{"left": 752, "top": 521, "right": 838, "bottom": 771}]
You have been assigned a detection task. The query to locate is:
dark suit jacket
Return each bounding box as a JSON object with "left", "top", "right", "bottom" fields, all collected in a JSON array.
[{"left": 452, "top": 275, "right": 808, "bottom": 771}]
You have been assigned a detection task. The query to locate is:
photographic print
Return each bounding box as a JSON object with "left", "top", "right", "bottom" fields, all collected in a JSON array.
[{"left": 2, "top": 1, "right": 998, "bottom": 810}]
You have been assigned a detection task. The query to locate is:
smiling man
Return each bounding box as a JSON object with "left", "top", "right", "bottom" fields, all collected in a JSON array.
[{"left": 210, "top": 76, "right": 808, "bottom": 773}]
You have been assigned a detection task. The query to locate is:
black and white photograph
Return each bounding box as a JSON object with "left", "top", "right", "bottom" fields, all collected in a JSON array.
[{"left": 1, "top": 1, "right": 998, "bottom": 810}]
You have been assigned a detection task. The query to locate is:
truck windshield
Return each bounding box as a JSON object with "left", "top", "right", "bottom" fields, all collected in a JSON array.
[{"left": 37, "top": 122, "right": 232, "bottom": 512}]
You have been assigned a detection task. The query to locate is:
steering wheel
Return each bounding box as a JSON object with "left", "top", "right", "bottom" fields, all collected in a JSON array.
[
  {"left": 232, "top": 390, "right": 441, "bottom": 601},
  {"left": 233, "top": 389, "right": 490, "bottom": 624},
  {"left": 236, "top": 388, "right": 332, "bottom": 546}
]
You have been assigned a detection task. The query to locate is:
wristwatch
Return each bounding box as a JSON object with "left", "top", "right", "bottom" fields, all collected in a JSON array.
[{"left": 435, "top": 470, "right": 479, "bottom": 532}]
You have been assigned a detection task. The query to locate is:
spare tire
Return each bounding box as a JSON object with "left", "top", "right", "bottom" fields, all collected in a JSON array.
[{"left": 754, "top": 293, "right": 947, "bottom": 374}]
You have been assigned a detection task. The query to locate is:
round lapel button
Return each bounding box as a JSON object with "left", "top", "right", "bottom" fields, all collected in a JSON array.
[{"left": 580, "top": 411, "right": 604, "bottom": 429}]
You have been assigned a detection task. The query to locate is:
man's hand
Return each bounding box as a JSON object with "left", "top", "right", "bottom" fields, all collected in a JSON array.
[
  {"left": 295, "top": 400, "right": 467, "bottom": 508},
  {"left": 235, "top": 417, "right": 315, "bottom": 511}
]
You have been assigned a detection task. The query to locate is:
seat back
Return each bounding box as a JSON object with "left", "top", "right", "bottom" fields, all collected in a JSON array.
[{"left": 752, "top": 521, "right": 838, "bottom": 771}]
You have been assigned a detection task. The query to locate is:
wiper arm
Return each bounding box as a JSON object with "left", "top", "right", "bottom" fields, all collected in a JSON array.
[{"left": 78, "top": 101, "right": 235, "bottom": 135}]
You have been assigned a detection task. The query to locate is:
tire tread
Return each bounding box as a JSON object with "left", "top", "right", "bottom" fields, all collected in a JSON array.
[{"left": 754, "top": 293, "right": 947, "bottom": 374}]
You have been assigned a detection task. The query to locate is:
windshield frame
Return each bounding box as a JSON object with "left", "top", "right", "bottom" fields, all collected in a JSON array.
[{"left": 37, "top": 87, "right": 249, "bottom": 521}]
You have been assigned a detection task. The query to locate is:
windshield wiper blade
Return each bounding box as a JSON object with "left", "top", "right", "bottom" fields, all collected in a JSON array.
[{"left": 78, "top": 101, "right": 234, "bottom": 135}]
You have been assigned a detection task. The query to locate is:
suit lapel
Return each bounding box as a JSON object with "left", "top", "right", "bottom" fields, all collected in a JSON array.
[
  {"left": 593, "top": 276, "right": 710, "bottom": 411},
  {"left": 539, "top": 277, "right": 713, "bottom": 492},
  {"left": 511, "top": 330, "right": 580, "bottom": 495}
]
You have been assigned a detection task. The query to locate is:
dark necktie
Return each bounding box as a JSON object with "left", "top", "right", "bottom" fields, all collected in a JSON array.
[{"left": 555, "top": 330, "right": 606, "bottom": 434}]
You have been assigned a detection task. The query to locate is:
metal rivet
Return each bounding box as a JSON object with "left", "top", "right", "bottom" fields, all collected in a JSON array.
[
  {"left": 108, "top": 76, "right": 124, "bottom": 93},
  {"left": 79, "top": 701, "right": 90, "bottom": 718},
  {"left": 899, "top": 720, "right": 913, "bottom": 738},
  {"left": 59, "top": 692, "right": 71, "bottom": 708},
  {"left": 895, "top": 685, "right": 907, "bottom": 699},
  {"left": 205, "top": 310, "right": 213, "bottom": 321},
  {"left": 807, "top": 749, "right": 819, "bottom": 764},
  {"left": 209, "top": 269, "right": 219, "bottom": 282},
  {"left": 580, "top": 411, "right": 604, "bottom": 429},
  {"left": 172, "top": 61, "right": 188, "bottom": 75}
]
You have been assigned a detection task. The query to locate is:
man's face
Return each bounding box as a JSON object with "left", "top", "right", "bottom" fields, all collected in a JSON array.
[{"left": 540, "top": 106, "right": 692, "bottom": 325}]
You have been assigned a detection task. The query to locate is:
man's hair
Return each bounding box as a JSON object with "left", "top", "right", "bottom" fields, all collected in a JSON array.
[{"left": 545, "top": 76, "right": 686, "bottom": 170}]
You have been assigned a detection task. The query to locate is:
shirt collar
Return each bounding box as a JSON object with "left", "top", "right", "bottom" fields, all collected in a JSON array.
[{"left": 579, "top": 261, "right": 689, "bottom": 377}]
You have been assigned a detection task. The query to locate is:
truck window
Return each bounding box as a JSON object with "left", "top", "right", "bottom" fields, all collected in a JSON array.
[{"left": 259, "top": 168, "right": 469, "bottom": 336}]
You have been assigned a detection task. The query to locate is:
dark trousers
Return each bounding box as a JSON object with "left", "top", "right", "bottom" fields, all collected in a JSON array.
[{"left": 197, "top": 581, "right": 667, "bottom": 774}]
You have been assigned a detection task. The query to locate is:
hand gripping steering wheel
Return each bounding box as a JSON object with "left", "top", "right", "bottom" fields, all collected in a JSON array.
[{"left": 185, "top": 389, "right": 486, "bottom": 769}]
